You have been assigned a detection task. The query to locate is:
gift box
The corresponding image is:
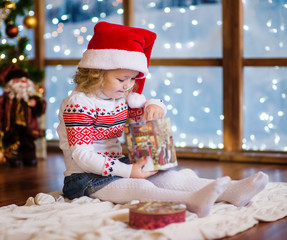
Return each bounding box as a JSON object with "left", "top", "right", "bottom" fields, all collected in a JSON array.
[
  {"left": 124, "top": 118, "right": 177, "bottom": 171},
  {"left": 129, "top": 201, "right": 186, "bottom": 230}
]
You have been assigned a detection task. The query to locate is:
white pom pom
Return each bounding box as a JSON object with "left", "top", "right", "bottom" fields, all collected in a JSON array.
[
  {"left": 127, "top": 93, "right": 146, "bottom": 108},
  {"left": 35, "top": 193, "right": 55, "bottom": 205}
]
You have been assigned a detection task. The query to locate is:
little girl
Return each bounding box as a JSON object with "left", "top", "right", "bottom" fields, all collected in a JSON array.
[{"left": 57, "top": 21, "right": 268, "bottom": 218}]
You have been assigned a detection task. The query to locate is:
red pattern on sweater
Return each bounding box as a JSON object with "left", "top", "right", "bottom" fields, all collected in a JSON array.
[{"left": 63, "top": 103, "right": 129, "bottom": 147}]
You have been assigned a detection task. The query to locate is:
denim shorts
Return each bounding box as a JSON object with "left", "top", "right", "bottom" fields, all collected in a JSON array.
[{"left": 63, "top": 156, "right": 129, "bottom": 200}]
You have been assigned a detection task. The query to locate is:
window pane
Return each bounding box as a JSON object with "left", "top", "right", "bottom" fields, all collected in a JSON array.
[
  {"left": 243, "top": 67, "right": 287, "bottom": 151},
  {"left": 134, "top": 0, "right": 222, "bottom": 58},
  {"left": 44, "top": 0, "right": 123, "bottom": 59},
  {"left": 243, "top": 0, "right": 287, "bottom": 57},
  {"left": 45, "top": 66, "right": 77, "bottom": 140},
  {"left": 144, "top": 66, "right": 223, "bottom": 148}
]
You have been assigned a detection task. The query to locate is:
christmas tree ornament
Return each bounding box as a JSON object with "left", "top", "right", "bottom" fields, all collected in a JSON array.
[
  {"left": 23, "top": 15, "right": 37, "bottom": 29},
  {"left": 5, "top": 23, "right": 18, "bottom": 38},
  {"left": 2, "top": 1, "right": 16, "bottom": 9}
]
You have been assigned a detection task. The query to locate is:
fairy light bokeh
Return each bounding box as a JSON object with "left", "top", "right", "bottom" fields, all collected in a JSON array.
[{"left": 43, "top": 0, "right": 287, "bottom": 152}]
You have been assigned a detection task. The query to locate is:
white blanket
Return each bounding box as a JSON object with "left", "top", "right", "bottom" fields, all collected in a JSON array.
[{"left": 1, "top": 169, "right": 287, "bottom": 240}]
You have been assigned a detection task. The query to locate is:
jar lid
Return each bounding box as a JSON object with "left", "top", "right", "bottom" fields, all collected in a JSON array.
[{"left": 129, "top": 201, "right": 186, "bottom": 215}]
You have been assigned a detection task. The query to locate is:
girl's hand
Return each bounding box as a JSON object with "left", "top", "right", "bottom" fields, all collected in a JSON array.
[
  {"left": 143, "top": 104, "right": 165, "bottom": 121},
  {"left": 130, "top": 158, "right": 158, "bottom": 178}
]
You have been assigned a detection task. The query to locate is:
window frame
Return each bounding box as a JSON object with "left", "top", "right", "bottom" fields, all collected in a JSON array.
[{"left": 33, "top": 0, "right": 287, "bottom": 163}]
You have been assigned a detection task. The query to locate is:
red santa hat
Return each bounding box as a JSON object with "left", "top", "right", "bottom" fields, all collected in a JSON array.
[
  {"left": 78, "top": 21, "right": 157, "bottom": 94},
  {"left": 5, "top": 68, "right": 31, "bottom": 83}
]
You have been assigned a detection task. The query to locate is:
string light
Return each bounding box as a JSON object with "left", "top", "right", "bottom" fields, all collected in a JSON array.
[
  {"left": 92, "top": 17, "right": 99, "bottom": 23},
  {"left": 49, "top": 97, "right": 56, "bottom": 103},
  {"left": 164, "top": 79, "right": 171, "bottom": 85},
  {"left": 61, "top": 15, "right": 68, "bottom": 21},
  {"left": 164, "top": 7, "right": 171, "bottom": 13},
  {"left": 64, "top": 49, "right": 71, "bottom": 56},
  {"left": 243, "top": 25, "right": 249, "bottom": 31},
  {"left": 19, "top": 55, "right": 25, "bottom": 61},
  {"left": 117, "top": 9, "right": 123, "bottom": 14},
  {"left": 52, "top": 18, "right": 59, "bottom": 24},
  {"left": 82, "top": 5, "right": 89, "bottom": 11},
  {"left": 150, "top": 90, "right": 157, "bottom": 97},
  {"left": 26, "top": 44, "right": 32, "bottom": 51}
]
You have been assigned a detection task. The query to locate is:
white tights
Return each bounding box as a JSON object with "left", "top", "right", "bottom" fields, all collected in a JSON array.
[
  {"left": 91, "top": 170, "right": 269, "bottom": 217},
  {"left": 147, "top": 170, "right": 269, "bottom": 207}
]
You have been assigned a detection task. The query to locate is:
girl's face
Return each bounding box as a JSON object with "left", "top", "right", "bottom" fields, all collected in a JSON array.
[{"left": 102, "top": 69, "right": 139, "bottom": 99}]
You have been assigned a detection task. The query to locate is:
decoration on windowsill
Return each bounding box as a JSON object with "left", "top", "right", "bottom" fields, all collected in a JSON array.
[
  {"left": 0, "top": 0, "right": 46, "bottom": 166},
  {"left": 0, "top": 67, "right": 46, "bottom": 167}
]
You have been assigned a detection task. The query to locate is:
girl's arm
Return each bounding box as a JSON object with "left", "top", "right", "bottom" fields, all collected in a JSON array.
[
  {"left": 127, "top": 93, "right": 167, "bottom": 122},
  {"left": 60, "top": 95, "right": 132, "bottom": 178}
]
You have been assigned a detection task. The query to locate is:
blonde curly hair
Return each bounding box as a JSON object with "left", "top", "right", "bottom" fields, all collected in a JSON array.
[
  {"left": 73, "top": 68, "right": 137, "bottom": 97},
  {"left": 73, "top": 68, "right": 105, "bottom": 96}
]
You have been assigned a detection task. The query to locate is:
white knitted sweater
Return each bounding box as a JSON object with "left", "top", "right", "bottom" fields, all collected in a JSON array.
[{"left": 57, "top": 90, "right": 165, "bottom": 177}]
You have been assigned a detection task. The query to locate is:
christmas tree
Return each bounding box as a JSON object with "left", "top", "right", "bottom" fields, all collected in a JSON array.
[{"left": 0, "top": 0, "right": 43, "bottom": 84}]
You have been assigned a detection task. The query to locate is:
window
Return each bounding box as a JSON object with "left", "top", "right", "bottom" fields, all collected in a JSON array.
[
  {"left": 45, "top": 0, "right": 123, "bottom": 59},
  {"left": 134, "top": 0, "right": 222, "bottom": 58},
  {"left": 243, "top": 0, "right": 287, "bottom": 151},
  {"left": 41, "top": 0, "right": 287, "bottom": 162}
]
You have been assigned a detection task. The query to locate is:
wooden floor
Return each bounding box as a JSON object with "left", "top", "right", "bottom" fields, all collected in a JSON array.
[{"left": 1, "top": 152, "right": 287, "bottom": 240}]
